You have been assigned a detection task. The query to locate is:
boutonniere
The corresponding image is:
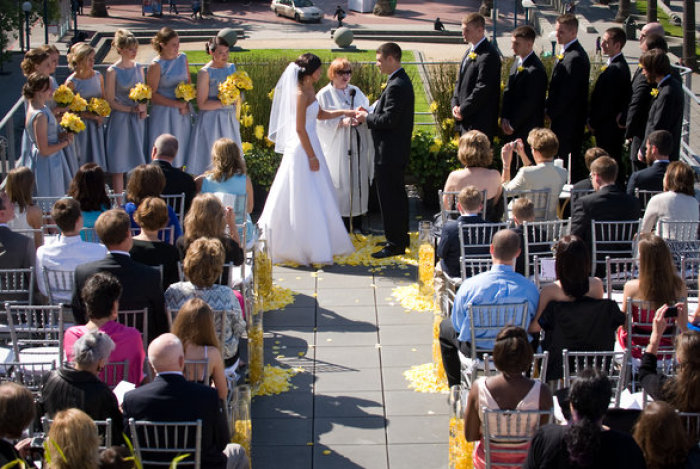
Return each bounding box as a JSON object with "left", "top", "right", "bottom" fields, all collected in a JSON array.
[
  {"left": 468, "top": 51, "right": 477, "bottom": 60},
  {"left": 556, "top": 53, "right": 564, "bottom": 61},
  {"left": 517, "top": 65, "right": 524, "bottom": 73},
  {"left": 601, "top": 65, "right": 608, "bottom": 72},
  {"left": 380, "top": 82, "right": 387, "bottom": 91},
  {"left": 650, "top": 88, "right": 659, "bottom": 98}
]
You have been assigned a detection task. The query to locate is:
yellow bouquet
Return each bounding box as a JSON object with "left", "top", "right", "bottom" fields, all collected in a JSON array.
[
  {"left": 129, "top": 82, "right": 152, "bottom": 104},
  {"left": 53, "top": 85, "right": 74, "bottom": 107},
  {"left": 69, "top": 93, "right": 88, "bottom": 112},
  {"left": 60, "top": 112, "right": 86, "bottom": 133},
  {"left": 218, "top": 75, "right": 241, "bottom": 106},
  {"left": 231, "top": 70, "right": 253, "bottom": 91},
  {"left": 174, "top": 81, "right": 196, "bottom": 102},
  {"left": 88, "top": 97, "right": 111, "bottom": 117}
]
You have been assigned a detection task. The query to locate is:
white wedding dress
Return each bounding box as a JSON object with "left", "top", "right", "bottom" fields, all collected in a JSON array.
[{"left": 258, "top": 100, "right": 354, "bottom": 265}]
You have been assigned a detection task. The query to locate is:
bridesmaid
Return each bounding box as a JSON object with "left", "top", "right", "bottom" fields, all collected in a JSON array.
[
  {"left": 66, "top": 43, "right": 107, "bottom": 172},
  {"left": 23, "top": 73, "right": 75, "bottom": 197},
  {"left": 105, "top": 29, "right": 147, "bottom": 194},
  {"left": 185, "top": 36, "right": 242, "bottom": 176},
  {"left": 17, "top": 48, "right": 53, "bottom": 170},
  {"left": 146, "top": 27, "right": 193, "bottom": 168}
]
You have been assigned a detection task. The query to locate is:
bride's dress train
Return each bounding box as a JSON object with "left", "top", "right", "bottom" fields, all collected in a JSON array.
[{"left": 258, "top": 101, "right": 354, "bottom": 265}]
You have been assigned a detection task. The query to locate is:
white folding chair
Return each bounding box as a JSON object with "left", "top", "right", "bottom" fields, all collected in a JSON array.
[
  {"left": 590, "top": 219, "right": 640, "bottom": 277},
  {"left": 42, "top": 267, "right": 74, "bottom": 305},
  {"left": 107, "top": 191, "right": 125, "bottom": 208},
  {"left": 503, "top": 189, "right": 550, "bottom": 221},
  {"left": 0, "top": 267, "right": 34, "bottom": 305},
  {"left": 128, "top": 418, "right": 203, "bottom": 468},
  {"left": 679, "top": 412, "right": 700, "bottom": 443},
  {"left": 101, "top": 360, "right": 129, "bottom": 389},
  {"left": 458, "top": 222, "right": 509, "bottom": 280},
  {"left": 2, "top": 360, "right": 56, "bottom": 395},
  {"left": 160, "top": 193, "right": 186, "bottom": 227},
  {"left": 184, "top": 358, "right": 210, "bottom": 385},
  {"left": 12, "top": 228, "right": 43, "bottom": 248},
  {"left": 681, "top": 257, "right": 700, "bottom": 300},
  {"left": 562, "top": 349, "right": 628, "bottom": 406},
  {"left": 605, "top": 257, "right": 639, "bottom": 300},
  {"left": 438, "top": 189, "right": 488, "bottom": 226},
  {"left": 482, "top": 408, "right": 552, "bottom": 467},
  {"left": 626, "top": 298, "right": 679, "bottom": 359},
  {"left": 43, "top": 416, "right": 113, "bottom": 450},
  {"left": 443, "top": 258, "right": 493, "bottom": 319},
  {"left": 634, "top": 188, "right": 662, "bottom": 215},
  {"left": 33, "top": 196, "right": 66, "bottom": 225},
  {"left": 657, "top": 220, "right": 699, "bottom": 241},
  {"left": 522, "top": 219, "right": 570, "bottom": 277},
  {"left": 79, "top": 227, "right": 102, "bottom": 243},
  {"left": 5, "top": 303, "right": 64, "bottom": 365},
  {"left": 117, "top": 308, "right": 148, "bottom": 352},
  {"left": 482, "top": 351, "right": 549, "bottom": 384}
]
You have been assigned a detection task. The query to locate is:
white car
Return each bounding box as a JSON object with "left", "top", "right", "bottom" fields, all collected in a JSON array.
[{"left": 271, "top": 0, "right": 323, "bottom": 23}]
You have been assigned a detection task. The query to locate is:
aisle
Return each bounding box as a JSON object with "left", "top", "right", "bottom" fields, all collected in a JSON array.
[{"left": 250, "top": 262, "right": 449, "bottom": 469}]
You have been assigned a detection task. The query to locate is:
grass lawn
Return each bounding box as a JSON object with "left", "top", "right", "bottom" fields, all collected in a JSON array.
[{"left": 634, "top": 0, "right": 700, "bottom": 55}]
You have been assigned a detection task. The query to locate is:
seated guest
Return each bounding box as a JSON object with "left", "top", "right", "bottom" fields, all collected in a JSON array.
[
  {"left": 529, "top": 235, "right": 622, "bottom": 380},
  {"left": 67, "top": 163, "right": 112, "bottom": 229},
  {"left": 464, "top": 326, "right": 553, "bottom": 468},
  {"left": 151, "top": 133, "right": 196, "bottom": 214},
  {"left": 627, "top": 129, "right": 672, "bottom": 195},
  {"left": 640, "top": 161, "right": 699, "bottom": 235},
  {"left": 124, "top": 164, "right": 182, "bottom": 240},
  {"left": 619, "top": 233, "right": 686, "bottom": 359},
  {"left": 172, "top": 298, "right": 228, "bottom": 401},
  {"left": 65, "top": 272, "right": 145, "bottom": 385},
  {"left": 71, "top": 209, "right": 168, "bottom": 342},
  {"left": 5, "top": 167, "right": 42, "bottom": 248},
  {"left": 130, "top": 197, "right": 180, "bottom": 289},
  {"left": 509, "top": 197, "right": 536, "bottom": 276},
  {"left": 501, "top": 128, "right": 567, "bottom": 220},
  {"left": 99, "top": 447, "right": 135, "bottom": 469},
  {"left": 439, "top": 229, "right": 539, "bottom": 387},
  {"left": 42, "top": 331, "right": 124, "bottom": 444},
  {"left": 640, "top": 308, "right": 700, "bottom": 412},
  {"left": 633, "top": 401, "right": 700, "bottom": 468},
  {"left": 166, "top": 237, "right": 246, "bottom": 368},
  {"left": 571, "top": 146, "right": 608, "bottom": 193},
  {"left": 46, "top": 408, "right": 100, "bottom": 469},
  {"left": 122, "top": 333, "right": 248, "bottom": 469},
  {"left": 36, "top": 198, "right": 107, "bottom": 301},
  {"left": 524, "top": 369, "right": 645, "bottom": 469},
  {"left": 0, "top": 191, "right": 36, "bottom": 303},
  {"left": 442, "top": 130, "right": 503, "bottom": 222},
  {"left": 0, "top": 383, "right": 35, "bottom": 466},
  {"left": 436, "top": 185, "right": 485, "bottom": 279}
]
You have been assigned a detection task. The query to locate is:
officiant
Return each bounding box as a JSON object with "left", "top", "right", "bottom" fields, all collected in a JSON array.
[{"left": 316, "top": 58, "right": 374, "bottom": 233}]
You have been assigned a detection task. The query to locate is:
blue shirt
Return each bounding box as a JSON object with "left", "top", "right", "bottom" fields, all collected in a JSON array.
[{"left": 451, "top": 264, "right": 539, "bottom": 349}]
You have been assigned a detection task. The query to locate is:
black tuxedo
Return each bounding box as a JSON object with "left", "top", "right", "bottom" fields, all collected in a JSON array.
[
  {"left": 0, "top": 225, "right": 36, "bottom": 304},
  {"left": 0, "top": 439, "right": 20, "bottom": 467},
  {"left": 644, "top": 75, "right": 683, "bottom": 161},
  {"left": 589, "top": 54, "right": 632, "bottom": 165},
  {"left": 152, "top": 160, "right": 197, "bottom": 214},
  {"left": 122, "top": 374, "right": 230, "bottom": 469},
  {"left": 625, "top": 67, "right": 653, "bottom": 170},
  {"left": 366, "top": 67, "right": 414, "bottom": 250},
  {"left": 546, "top": 39, "right": 590, "bottom": 179},
  {"left": 71, "top": 253, "right": 167, "bottom": 342},
  {"left": 451, "top": 38, "right": 502, "bottom": 140},
  {"left": 501, "top": 52, "right": 547, "bottom": 145},
  {"left": 626, "top": 160, "right": 668, "bottom": 195}
]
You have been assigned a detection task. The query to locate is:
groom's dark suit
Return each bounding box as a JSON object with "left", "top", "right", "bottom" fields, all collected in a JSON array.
[{"left": 366, "top": 67, "right": 414, "bottom": 251}]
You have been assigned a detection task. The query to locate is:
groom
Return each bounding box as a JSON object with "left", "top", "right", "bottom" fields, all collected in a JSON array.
[{"left": 356, "top": 42, "right": 415, "bottom": 259}]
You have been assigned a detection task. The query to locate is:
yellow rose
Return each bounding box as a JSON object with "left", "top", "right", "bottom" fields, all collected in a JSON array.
[
  {"left": 468, "top": 52, "right": 477, "bottom": 60},
  {"left": 241, "top": 142, "right": 253, "bottom": 154},
  {"left": 59, "top": 112, "right": 86, "bottom": 133},
  {"left": 174, "top": 82, "right": 196, "bottom": 102},
  {"left": 240, "top": 114, "right": 254, "bottom": 127},
  {"left": 254, "top": 125, "right": 265, "bottom": 140},
  {"left": 69, "top": 93, "right": 88, "bottom": 112},
  {"left": 231, "top": 70, "right": 253, "bottom": 91},
  {"left": 129, "top": 83, "right": 152, "bottom": 103},
  {"left": 517, "top": 65, "right": 524, "bottom": 73},
  {"left": 600, "top": 65, "right": 608, "bottom": 72},
  {"left": 265, "top": 136, "right": 274, "bottom": 148},
  {"left": 556, "top": 53, "right": 564, "bottom": 61},
  {"left": 53, "top": 85, "right": 74, "bottom": 107},
  {"left": 650, "top": 88, "right": 659, "bottom": 98},
  {"left": 380, "top": 82, "right": 387, "bottom": 91}
]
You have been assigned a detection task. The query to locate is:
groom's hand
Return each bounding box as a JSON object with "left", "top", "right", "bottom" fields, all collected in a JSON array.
[{"left": 355, "top": 107, "right": 368, "bottom": 124}]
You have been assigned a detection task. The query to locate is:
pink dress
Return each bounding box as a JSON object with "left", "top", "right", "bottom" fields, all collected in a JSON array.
[
  {"left": 64, "top": 321, "right": 146, "bottom": 385},
  {"left": 473, "top": 377, "right": 542, "bottom": 469}
]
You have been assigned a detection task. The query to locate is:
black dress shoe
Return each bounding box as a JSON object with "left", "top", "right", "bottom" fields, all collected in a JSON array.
[{"left": 371, "top": 246, "right": 405, "bottom": 259}]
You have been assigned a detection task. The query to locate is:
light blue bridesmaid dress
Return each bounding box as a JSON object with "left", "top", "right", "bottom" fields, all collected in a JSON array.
[
  {"left": 185, "top": 62, "right": 242, "bottom": 176},
  {"left": 16, "top": 76, "right": 60, "bottom": 171},
  {"left": 105, "top": 64, "right": 147, "bottom": 173},
  {"left": 147, "top": 53, "right": 193, "bottom": 168},
  {"left": 25, "top": 106, "right": 75, "bottom": 197},
  {"left": 66, "top": 71, "right": 107, "bottom": 171}
]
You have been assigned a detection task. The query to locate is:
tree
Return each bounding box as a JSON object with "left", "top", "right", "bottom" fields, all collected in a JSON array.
[
  {"left": 682, "top": 0, "right": 697, "bottom": 70},
  {"left": 91, "top": 0, "right": 108, "bottom": 17},
  {"left": 0, "top": 0, "right": 21, "bottom": 73},
  {"left": 647, "top": 0, "right": 657, "bottom": 23},
  {"left": 615, "top": 0, "right": 630, "bottom": 22},
  {"left": 202, "top": 0, "right": 211, "bottom": 15}
]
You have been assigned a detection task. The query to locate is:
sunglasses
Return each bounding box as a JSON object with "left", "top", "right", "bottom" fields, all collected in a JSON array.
[{"left": 338, "top": 70, "right": 352, "bottom": 76}]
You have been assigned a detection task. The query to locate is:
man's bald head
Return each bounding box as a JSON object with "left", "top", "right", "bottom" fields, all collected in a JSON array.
[
  {"left": 152, "top": 133, "right": 179, "bottom": 162},
  {"left": 490, "top": 229, "right": 522, "bottom": 263},
  {"left": 148, "top": 333, "right": 184, "bottom": 373},
  {"left": 641, "top": 22, "right": 664, "bottom": 43}
]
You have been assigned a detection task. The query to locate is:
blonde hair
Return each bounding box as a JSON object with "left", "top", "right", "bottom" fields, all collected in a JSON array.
[
  {"left": 20, "top": 48, "right": 50, "bottom": 76},
  {"left": 209, "top": 138, "right": 246, "bottom": 182},
  {"left": 67, "top": 43, "right": 95, "bottom": 71},
  {"left": 184, "top": 237, "right": 225, "bottom": 287},
  {"left": 184, "top": 194, "right": 226, "bottom": 245},
  {"left": 47, "top": 408, "right": 99, "bottom": 469},
  {"left": 458, "top": 130, "right": 492, "bottom": 167},
  {"left": 151, "top": 27, "right": 178, "bottom": 54},
  {"left": 134, "top": 197, "right": 169, "bottom": 231},
  {"left": 512, "top": 197, "right": 535, "bottom": 221},
  {"left": 172, "top": 298, "right": 221, "bottom": 350},
  {"left": 457, "top": 185, "right": 482, "bottom": 212},
  {"left": 327, "top": 57, "right": 351, "bottom": 80},
  {"left": 113, "top": 28, "right": 138, "bottom": 51},
  {"left": 527, "top": 128, "right": 559, "bottom": 160}
]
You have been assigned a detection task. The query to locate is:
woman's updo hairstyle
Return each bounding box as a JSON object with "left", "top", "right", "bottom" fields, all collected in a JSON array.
[
  {"left": 205, "top": 35, "right": 229, "bottom": 55},
  {"left": 492, "top": 326, "right": 533, "bottom": 375},
  {"left": 22, "top": 72, "right": 51, "bottom": 99},
  {"left": 20, "top": 48, "right": 50, "bottom": 77},
  {"left": 295, "top": 53, "right": 322, "bottom": 84},
  {"left": 113, "top": 28, "right": 138, "bottom": 51},
  {"left": 67, "top": 42, "right": 94, "bottom": 71},
  {"left": 151, "top": 27, "right": 178, "bottom": 54}
]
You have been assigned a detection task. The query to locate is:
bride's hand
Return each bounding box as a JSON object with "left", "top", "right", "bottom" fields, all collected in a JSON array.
[{"left": 308, "top": 156, "right": 319, "bottom": 172}]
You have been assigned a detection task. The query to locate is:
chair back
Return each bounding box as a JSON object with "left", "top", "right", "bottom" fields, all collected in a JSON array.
[
  {"left": 177, "top": 261, "right": 237, "bottom": 287},
  {"left": 438, "top": 189, "right": 488, "bottom": 225},
  {"left": 42, "top": 416, "right": 113, "bottom": 450},
  {"left": 590, "top": 220, "right": 640, "bottom": 277},
  {"left": 79, "top": 227, "right": 102, "bottom": 243},
  {"left": 681, "top": 257, "right": 700, "bottom": 300},
  {"left": 2, "top": 360, "right": 56, "bottom": 395},
  {"left": 128, "top": 418, "right": 202, "bottom": 468},
  {"left": 462, "top": 259, "right": 493, "bottom": 277},
  {"left": 626, "top": 298, "right": 678, "bottom": 358},
  {"left": 657, "top": 220, "right": 699, "bottom": 242},
  {"left": 5, "top": 303, "right": 64, "bottom": 363},
  {"left": 634, "top": 188, "right": 662, "bottom": 214},
  {"left": 458, "top": 222, "right": 508, "bottom": 280},
  {"left": 101, "top": 360, "right": 129, "bottom": 389},
  {"left": 0, "top": 268, "right": 34, "bottom": 305},
  {"left": 107, "top": 191, "right": 125, "bottom": 208},
  {"left": 482, "top": 408, "right": 552, "bottom": 468},
  {"left": 184, "top": 358, "right": 210, "bottom": 385},
  {"left": 679, "top": 412, "right": 700, "bottom": 443},
  {"left": 605, "top": 257, "right": 639, "bottom": 300},
  {"left": 160, "top": 193, "right": 186, "bottom": 227},
  {"left": 522, "top": 219, "right": 569, "bottom": 277},
  {"left": 33, "top": 196, "right": 65, "bottom": 225},
  {"left": 117, "top": 308, "right": 148, "bottom": 351},
  {"left": 482, "top": 351, "right": 549, "bottom": 384},
  {"left": 504, "top": 189, "right": 550, "bottom": 221},
  {"left": 130, "top": 226, "right": 176, "bottom": 246},
  {"left": 12, "top": 228, "right": 43, "bottom": 247},
  {"left": 562, "top": 349, "right": 627, "bottom": 406},
  {"left": 42, "top": 267, "right": 74, "bottom": 305},
  {"left": 467, "top": 302, "right": 529, "bottom": 360}
]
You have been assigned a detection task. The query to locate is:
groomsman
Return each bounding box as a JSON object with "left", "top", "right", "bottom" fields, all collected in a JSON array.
[
  {"left": 451, "top": 13, "right": 501, "bottom": 141},
  {"left": 589, "top": 27, "right": 631, "bottom": 179},
  {"left": 546, "top": 14, "right": 590, "bottom": 181},
  {"left": 501, "top": 25, "right": 547, "bottom": 172}
]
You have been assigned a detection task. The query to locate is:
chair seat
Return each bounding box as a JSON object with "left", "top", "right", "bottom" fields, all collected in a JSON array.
[{"left": 17, "top": 346, "right": 61, "bottom": 367}]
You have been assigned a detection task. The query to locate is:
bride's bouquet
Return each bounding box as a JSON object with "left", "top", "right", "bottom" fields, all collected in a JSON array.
[
  {"left": 52, "top": 85, "right": 74, "bottom": 107},
  {"left": 69, "top": 93, "right": 88, "bottom": 113},
  {"left": 129, "top": 83, "right": 152, "bottom": 104},
  {"left": 60, "top": 112, "right": 86, "bottom": 133},
  {"left": 174, "top": 81, "right": 196, "bottom": 102},
  {"left": 88, "top": 97, "right": 111, "bottom": 117}
]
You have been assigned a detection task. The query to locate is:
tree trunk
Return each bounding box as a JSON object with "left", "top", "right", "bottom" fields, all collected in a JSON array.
[
  {"left": 479, "top": 0, "right": 492, "bottom": 16},
  {"left": 615, "top": 0, "right": 630, "bottom": 22},
  {"left": 682, "top": 0, "right": 697, "bottom": 70},
  {"left": 202, "top": 0, "right": 211, "bottom": 15},
  {"left": 373, "top": 0, "right": 393, "bottom": 15},
  {"left": 647, "top": 0, "right": 657, "bottom": 22},
  {"left": 90, "top": 0, "right": 108, "bottom": 17}
]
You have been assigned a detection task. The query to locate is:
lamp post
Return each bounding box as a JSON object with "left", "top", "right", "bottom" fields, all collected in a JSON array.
[
  {"left": 548, "top": 30, "right": 557, "bottom": 56},
  {"left": 43, "top": 0, "right": 48, "bottom": 44},
  {"left": 71, "top": 0, "right": 78, "bottom": 35},
  {"left": 22, "top": 1, "right": 32, "bottom": 51},
  {"left": 522, "top": 0, "right": 535, "bottom": 25}
]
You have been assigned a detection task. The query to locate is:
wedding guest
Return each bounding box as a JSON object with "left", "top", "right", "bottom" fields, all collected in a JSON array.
[
  {"left": 105, "top": 29, "right": 147, "bottom": 194},
  {"left": 633, "top": 401, "right": 700, "bottom": 468},
  {"left": 442, "top": 130, "right": 503, "bottom": 222},
  {"left": 46, "top": 408, "right": 100, "bottom": 469},
  {"left": 98, "top": 447, "right": 135, "bottom": 469},
  {"left": 316, "top": 57, "right": 374, "bottom": 231},
  {"left": 640, "top": 161, "right": 698, "bottom": 235},
  {"left": 186, "top": 36, "right": 242, "bottom": 177},
  {"left": 0, "top": 192, "right": 35, "bottom": 304},
  {"left": 5, "top": 167, "right": 43, "bottom": 248},
  {"left": 124, "top": 164, "right": 182, "bottom": 240},
  {"left": 66, "top": 42, "right": 107, "bottom": 171},
  {"left": 172, "top": 298, "right": 228, "bottom": 400},
  {"left": 22, "top": 73, "right": 75, "bottom": 197},
  {"left": 151, "top": 133, "right": 196, "bottom": 213},
  {"left": 510, "top": 197, "right": 536, "bottom": 275},
  {"left": 627, "top": 129, "right": 672, "bottom": 196},
  {"left": 67, "top": 163, "right": 112, "bottom": 229},
  {"left": 571, "top": 147, "right": 607, "bottom": 193},
  {"left": 0, "top": 383, "right": 35, "bottom": 467},
  {"left": 147, "top": 27, "right": 193, "bottom": 167}
]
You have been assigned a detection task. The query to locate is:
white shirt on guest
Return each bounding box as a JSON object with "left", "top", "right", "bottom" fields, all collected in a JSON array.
[{"left": 36, "top": 234, "right": 108, "bottom": 301}]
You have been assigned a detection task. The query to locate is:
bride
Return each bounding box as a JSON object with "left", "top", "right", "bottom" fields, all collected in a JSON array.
[{"left": 259, "top": 53, "right": 356, "bottom": 265}]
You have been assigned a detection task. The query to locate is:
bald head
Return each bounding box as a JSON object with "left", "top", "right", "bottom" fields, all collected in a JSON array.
[
  {"left": 490, "top": 229, "right": 521, "bottom": 263},
  {"left": 152, "top": 134, "right": 179, "bottom": 162},
  {"left": 148, "top": 333, "right": 184, "bottom": 373},
  {"left": 641, "top": 22, "right": 664, "bottom": 43}
]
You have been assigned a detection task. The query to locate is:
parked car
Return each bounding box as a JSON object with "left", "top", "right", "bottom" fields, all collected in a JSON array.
[{"left": 270, "top": 0, "right": 323, "bottom": 23}]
